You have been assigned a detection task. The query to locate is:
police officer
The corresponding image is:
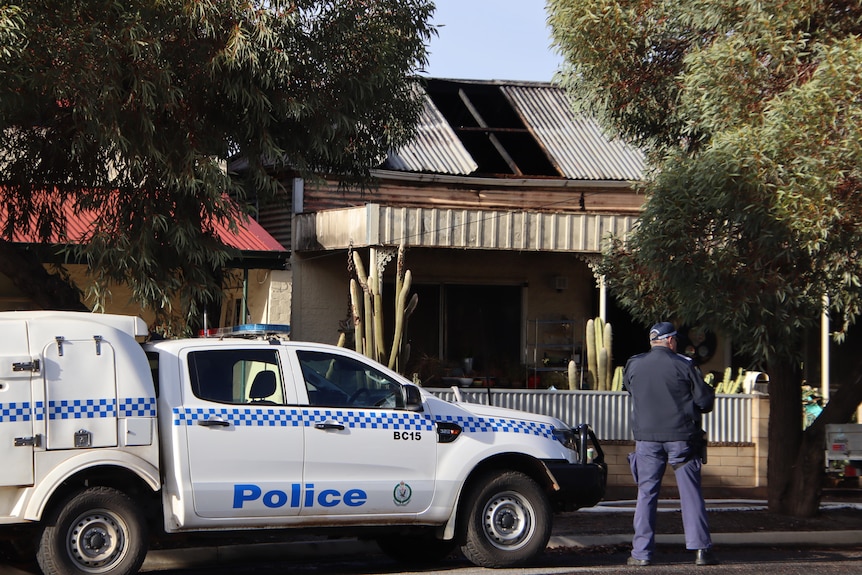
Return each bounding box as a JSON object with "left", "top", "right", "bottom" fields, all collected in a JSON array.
[{"left": 623, "top": 321, "right": 718, "bottom": 567}]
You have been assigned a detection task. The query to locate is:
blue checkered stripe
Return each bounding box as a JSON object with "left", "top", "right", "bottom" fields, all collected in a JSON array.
[
  {"left": 174, "top": 407, "right": 305, "bottom": 427},
  {"left": 171, "top": 407, "right": 551, "bottom": 438},
  {"left": 0, "top": 397, "right": 154, "bottom": 423},
  {"left": 434, "top": 414, "right": 555, "bottom": 438},
  {"left": 173, "top": 407, "right": 435, "bottom": 431},
  {"left": 48, "top": 398, "right": 116, "bottom": 420},
  {"left": 305, "top": 409, "right": 436, "bottom": 431},
  {"left": 119, "top": 397, "right": 156, "bottom": 417},
  {"left": 0, "top": 402, "right": 32, "bottom": 423}
]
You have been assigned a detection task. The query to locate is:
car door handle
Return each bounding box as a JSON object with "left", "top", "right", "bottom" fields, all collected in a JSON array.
[
  {"left": 198, "top": 418, "right": 230, "bottom": 427},
  {"left": 315, "top": 422, "right": 345, "bottom": 430}
]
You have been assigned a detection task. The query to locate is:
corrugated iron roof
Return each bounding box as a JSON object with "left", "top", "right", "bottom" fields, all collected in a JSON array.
[
  {"left": 501, "top": 85, "right": 645, "bottom": 181},
  {"left": 3, "top": 197, "right": 286, "bottom": 253},
  {"left": 385, "top": 94, "right": 478, "bottom": 175},
  {"left": 215, "top": 213, "right": 287, "bottom": 252},
  {"left": 385, "top": 80, "right": 644, "bottom": 182}
]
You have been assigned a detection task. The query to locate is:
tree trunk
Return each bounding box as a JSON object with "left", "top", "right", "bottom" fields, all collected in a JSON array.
[
  {"left": 785, "top": 424, "right": 825, "bottom": 517},
  {"left": 0, "top": 240, "right": 88, "bottom": 311},
  {"left": 766, "top": 361, "right": 803, "bottom": 514},
  {"left": 785, "top": 356, "right": 862, "bottom": 516}
]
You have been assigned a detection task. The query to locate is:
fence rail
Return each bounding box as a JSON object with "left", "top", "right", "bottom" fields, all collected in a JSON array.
[{"left": 425, "top": 388, "right": 753, "bottom": 443}]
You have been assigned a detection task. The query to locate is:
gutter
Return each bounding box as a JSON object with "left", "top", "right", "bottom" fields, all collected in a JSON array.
[
  {"left": 371, "top": 169, "right": 640, "bottom": 190},
  {"left": 34, "top": 244, "right": 289, "bottom": 271}
]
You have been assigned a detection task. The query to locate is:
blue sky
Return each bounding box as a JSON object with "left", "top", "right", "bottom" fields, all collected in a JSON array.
[{"left": 423, "top": 0, "right": 563, "bottom": 82}]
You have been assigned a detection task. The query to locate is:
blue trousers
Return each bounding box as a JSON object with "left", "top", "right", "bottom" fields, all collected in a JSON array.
[{"left": 629, "top": 440, "right": 712, "bottom": 560}]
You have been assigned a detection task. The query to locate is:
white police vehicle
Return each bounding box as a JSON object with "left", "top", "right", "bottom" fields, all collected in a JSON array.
[{"left": 0, "top": 311, "right": 606, "bottom": 575}]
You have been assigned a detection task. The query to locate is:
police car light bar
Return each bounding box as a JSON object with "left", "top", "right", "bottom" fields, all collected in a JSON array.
[{"left": 199, "top": 324, "right": 291, "bottom": 339}]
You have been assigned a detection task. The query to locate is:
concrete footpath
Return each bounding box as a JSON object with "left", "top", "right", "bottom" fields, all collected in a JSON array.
[{"left": 141, "top": 500, "right": 862, "bottom": 572}]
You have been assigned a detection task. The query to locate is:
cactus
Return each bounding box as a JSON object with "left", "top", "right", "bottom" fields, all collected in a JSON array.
[
  {"left": 349, "top": 278, "right": 365, "bottom": 354},
  {"left": 603, "top": 322, "right": 613, "bottom": 387},
  {"left": 597, "top": 347, "right": 608, "bottom": 391},
  {"left": 721, "top": 368, "right": 733, "bottom": 394},
  {"left": 585, "top": 317, "right": 613, "bottom": 390},
  {"left": 386, "top": 268, "right": 412, "bottom": 370},
  {"left": 585, "top": 319, "right": 597, "bottom": 389},
  {"left": 714, "top": 367, "right": 745, "bottom": 394},
  {"left": 735, "top": 369, "right": 746, "bottom": 393},
  {"left": 611, "top": 366, "right": 624, "bottom": 391},
  {"left": 344, "top": 244, "right": 417, "bottom": 374},
  {"left": 727, "top": 368, "right": 746, "bottom": 394},
  {"left": 349, "top": 251, "right": 374, "bottom": 356},
  {"left": 568, "top": 359, "right": 577, "bottom": 389},
  {"left": 593, "top": 317, "right": 604, "bottom": 377}
]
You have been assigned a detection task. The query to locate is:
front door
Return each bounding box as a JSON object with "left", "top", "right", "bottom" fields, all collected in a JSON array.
[
  {"left": 295, "top": 349, "right": 437, "bottom": 517},
  {"left": 181, "top": 347, "right": 305, "bottom": 519},
  {"left": 0, "top": 320, "right": 35, "bottom": 486}
]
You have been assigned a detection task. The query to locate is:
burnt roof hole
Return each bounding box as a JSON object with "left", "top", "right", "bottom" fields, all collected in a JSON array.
[{"left": 426, "top": 80, "right": 560, "bottom": 177}]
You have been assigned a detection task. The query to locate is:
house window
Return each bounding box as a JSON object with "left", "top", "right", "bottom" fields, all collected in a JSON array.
[{"left": 406, "top": 283, "right": 522, "bottom": 381}]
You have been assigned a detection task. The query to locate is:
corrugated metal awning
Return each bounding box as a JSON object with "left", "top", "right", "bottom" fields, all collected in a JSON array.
[{"left": 294, "top": 204, "right": 636, "bottom": 253}]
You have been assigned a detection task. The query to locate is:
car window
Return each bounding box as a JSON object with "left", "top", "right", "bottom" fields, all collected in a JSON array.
[
  {"left": 297, "top": 350, "right": 404, "bottom": 409},
  {"left": 145, "top": 351, "right": 160, "bottom": 397},
  {"left": 188, "top": 349, "right": 285, "bottom": 405}
]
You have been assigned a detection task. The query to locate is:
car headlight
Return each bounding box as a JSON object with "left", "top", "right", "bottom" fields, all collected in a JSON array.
[{"left": 552, "top": 427, "right": 578, "bottom": 451}]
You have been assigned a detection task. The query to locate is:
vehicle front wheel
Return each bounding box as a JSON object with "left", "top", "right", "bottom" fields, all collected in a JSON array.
[
  {"left": 460, "top": 470, "right": 552, "bottom": 568},
  {"left": 36, "top": 486, "right": 148, "bottom": 575}
]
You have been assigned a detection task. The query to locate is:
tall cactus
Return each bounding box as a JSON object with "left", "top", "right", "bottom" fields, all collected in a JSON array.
[
  {"left": 585, "top": 317, "right": 613, "bottom": 390},
  {"left": 603, "top": 322, "right": 613, "bottom": 379},
  {"left": 611, "top": 366, "right": 624, "bottom": 391},
  {"left": 345, "top": 244, "right": 416, "bottom": 374},
  {"left": 585, "top": 319, "right": 597, "bottom": 389},
  {"left": 568, "top": 359, "right": 577, "bottom": 389}
]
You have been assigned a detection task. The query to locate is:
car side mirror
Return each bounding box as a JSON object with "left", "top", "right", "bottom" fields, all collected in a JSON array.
[{"left": 403, "top": 384, "right": 423, "bottom": 412}]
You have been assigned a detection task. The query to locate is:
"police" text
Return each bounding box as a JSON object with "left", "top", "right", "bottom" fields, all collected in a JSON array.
[{"left": 233, "top": 483, "right": 368, "bottom": 508}]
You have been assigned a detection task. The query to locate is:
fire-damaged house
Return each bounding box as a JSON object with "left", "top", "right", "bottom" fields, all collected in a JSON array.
[{"left": 249, "top": 78, "right": 671, "bottom": 388}]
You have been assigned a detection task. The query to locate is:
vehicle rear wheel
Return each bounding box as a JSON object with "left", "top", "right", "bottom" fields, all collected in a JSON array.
[
  {"left": 460, "top": 470, "right": 552, "bottom": 568},
  {"left": 376, "top": 529, "right": 457, "bottom": 565},
  {"left": 36, "top": 486, "right": 148, "bottom": 575}
]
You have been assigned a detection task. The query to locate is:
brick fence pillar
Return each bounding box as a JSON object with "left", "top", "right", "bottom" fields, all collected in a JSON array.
[{"left": 753, "top": 394, "right": 770, "bottom": 487}]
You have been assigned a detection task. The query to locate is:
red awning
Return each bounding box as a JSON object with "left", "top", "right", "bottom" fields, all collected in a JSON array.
[{"left": 3, "top": 199, "right": 286, "bottom": 253}]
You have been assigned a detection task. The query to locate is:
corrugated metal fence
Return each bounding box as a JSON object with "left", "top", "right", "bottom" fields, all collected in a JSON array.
[{"left": 426, "top": 388, "right": 753, "bottom": 443}]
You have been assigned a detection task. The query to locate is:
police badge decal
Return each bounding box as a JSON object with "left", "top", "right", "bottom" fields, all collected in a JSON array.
[{"left": 393, "top": 481, "right": 413, "bottom": 506}]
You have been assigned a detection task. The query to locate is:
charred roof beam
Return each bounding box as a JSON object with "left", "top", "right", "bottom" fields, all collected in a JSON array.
[{"left": 457, "top": 89, "right": 523, "bottom": 176}]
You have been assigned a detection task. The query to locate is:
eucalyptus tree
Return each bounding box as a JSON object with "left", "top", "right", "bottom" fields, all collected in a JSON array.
[
  {"left": 548, "top": 0, "right": 862, "bottom": 515},
  {"left": 0, "top": 0, "right": 433, "bottom": 332}
]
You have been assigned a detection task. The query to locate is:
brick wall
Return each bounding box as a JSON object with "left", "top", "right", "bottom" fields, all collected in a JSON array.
[{"left": 599, "top": 396, "right": 770, "bottom": 494}]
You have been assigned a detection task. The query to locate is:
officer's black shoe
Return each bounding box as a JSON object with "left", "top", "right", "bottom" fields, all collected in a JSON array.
[
  {"left": 627, "top": 556, "right": 651, "bottom": 566},
  {"left": 695, "top": 549, "right": 719, "bottom": 566}
]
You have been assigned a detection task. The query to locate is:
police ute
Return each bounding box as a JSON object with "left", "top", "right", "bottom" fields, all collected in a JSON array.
[{"left": 0, "top": 311, "right": 607, "bottom": 575}]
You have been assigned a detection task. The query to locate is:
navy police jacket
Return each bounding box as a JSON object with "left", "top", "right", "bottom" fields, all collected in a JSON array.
[{"left": 623, "top": 346, "right": 715, "bottom": 442}]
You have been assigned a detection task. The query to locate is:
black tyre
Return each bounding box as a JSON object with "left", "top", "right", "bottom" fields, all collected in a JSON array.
[
  {"left": 36, "top": 487, "right": 148, "bottom": 575},
  {"left": 376, "top": 529, "right": 458, "bottom": 565},
  {"left": 460, "top": 471, "right": 552, "bottom": 568}
]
